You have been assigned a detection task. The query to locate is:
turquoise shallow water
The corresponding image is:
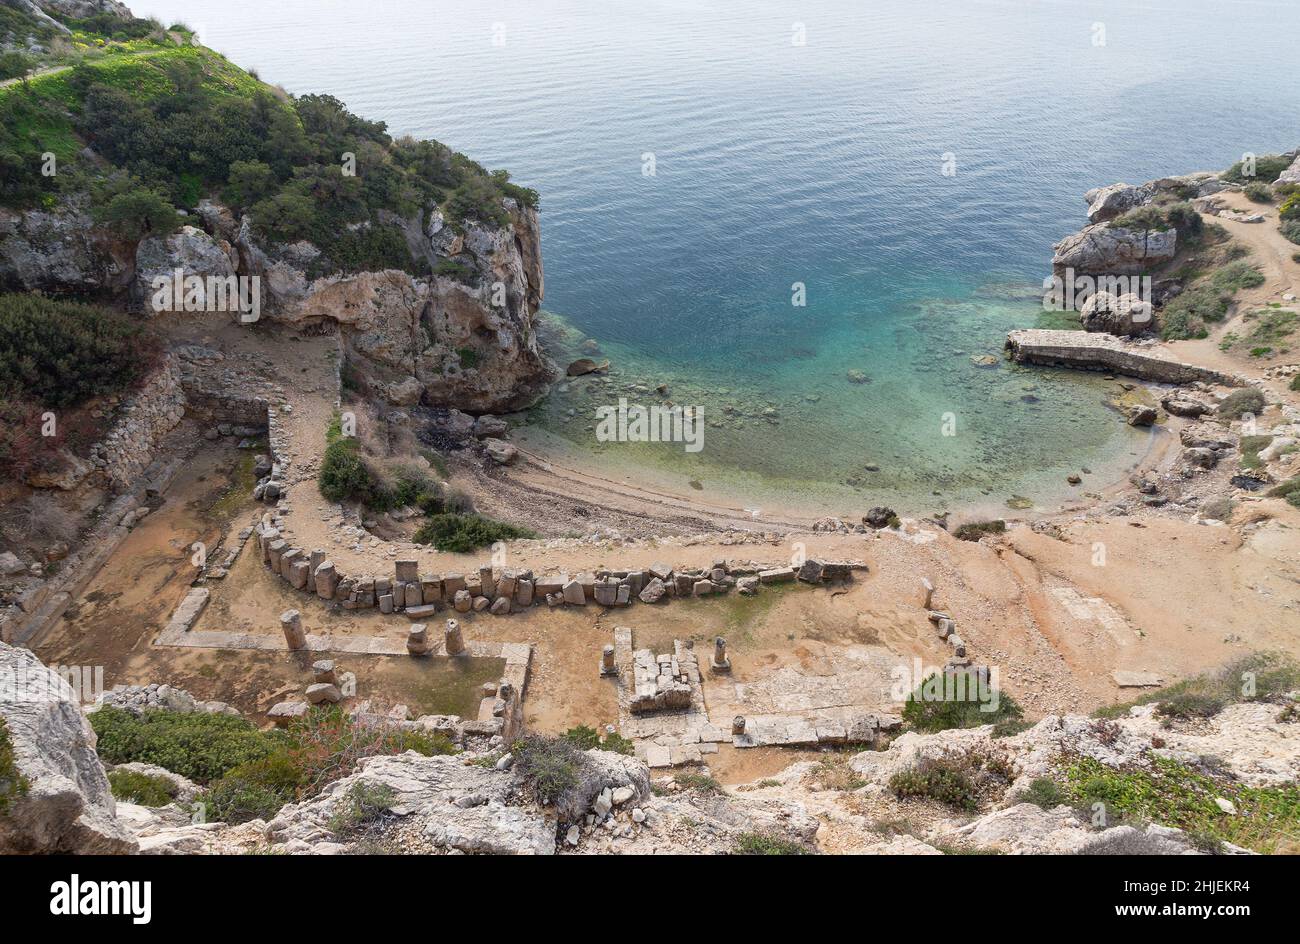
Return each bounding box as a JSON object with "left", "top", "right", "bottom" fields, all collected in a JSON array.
[{"left": 139, "top": 0, "right": 1300, "bottom": 511}]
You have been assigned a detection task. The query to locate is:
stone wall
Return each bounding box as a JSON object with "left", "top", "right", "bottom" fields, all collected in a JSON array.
[
  {"left": 88, "top": 354, "right": 187, "bottom": 491},
  {"left": 1005, "top": 329, "right": 1242, "bottom": 386},
  {"left": 250, "top": 512, "right": 864, "bottom": 620}
]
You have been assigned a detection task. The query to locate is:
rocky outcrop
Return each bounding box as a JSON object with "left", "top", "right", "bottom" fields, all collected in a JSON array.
[
  {"left": 1084, "top": 183, "right": 1148, "bottom": 224},
  {"left": 133, "top": 225, "right": 239, "bottom": 310},
  {"left": 0, "top": 200, "right": 134, "bottom": 294},
  {"left": 0, "top": 641, "right": 136, "bottom": 854},
  {"left": 1054, "top": 172, "right": 1226, "bottom": 277},
  {"left": 1078, "top": 290, "right": 1152, "bottom": 337},
  {"left": 1275, "top": 153, "right": 1300, "bottom": 188},
  {"left": 1052, "top": 223, "right": 1177, "bottom": 276}
]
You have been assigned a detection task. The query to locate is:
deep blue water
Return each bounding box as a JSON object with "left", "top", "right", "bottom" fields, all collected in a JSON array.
[{"left": 138, "top": 0, "right": 1300, "bottom": 511}]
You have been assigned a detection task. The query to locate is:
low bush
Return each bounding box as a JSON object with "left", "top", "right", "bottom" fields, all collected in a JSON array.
[
  {"left": 0, "top": 717, "right": 30, "bottom": 815},
  {"left": 327, "top": 782, "right": 396, "bottom": 835},
  {"left": 902, "top": 670, "right": 1024, "bottom": 733},
  {"left": 1021, "top": 777, "right": 1067, "bottom": 810},
  {"left": 0, "top": 293, "right": 159, "bottom": 409},
  {"left": 90, "top": 707, "right": 281, "bottom": 784},
  {"left": 513, "top": 735, "right": 583, "bottom": 808},
  {"left": 1159, "top": 285, "right": 1230, "bottom": 340},
  {"left": 1201, "top": 497, "right": 1235, "bottom": 521},
  {"left": 412, "top": 512, "right": 534, "bottom": 552},
  {"left": 107, "top": 769, "right": 177, "bottom": 807},
  {"left": 674, "top": 772, "right": 723, "bottom": 793},
  {"left": 92, "top": 705, "right": 455, "bottom": 824},
  {"left": 953, "top": 519, "right": 1005, "bottom": 542},
  {"left": 1064, "top": 754, "right": 1300, "bottom": 853},
  {"left": 1094, "top": 652, "right": 1300, "bottom": 721},
  {"left": 1282, "top": 220, "right": 1300, "bottom": 246},
  {"left": 1244, "top": 182, "right": 1274, "bottom": 203},
  {"left": 1223, "top": 153, "right": 1294, "bottom": 183},
  {"left": 1216, "top": 387, "right": 1265, "bottom": 418},
  {"left": 1209, "top": 260, "right": 1265, "bottom": 292},
  {"left": 559, "top": 724, "right": 632, "bottom": 755},
  {"left": 734, "top": 832, "right": 811, "bottom": 855},
  {"left": 890, "top": 751, "right": 1014, "bottom": 812}
]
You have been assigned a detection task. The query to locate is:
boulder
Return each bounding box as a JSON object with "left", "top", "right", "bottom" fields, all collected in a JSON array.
[
  {"left": 1083, "top": 183, "right": 1148, "bottom": 224},
  {"left": 0, "top": 552, "right": 26, "bottom": 577},
  {"left": 1161, "top": 396, "right": 1210, "bottom": 418},
  {"left": 483, "top": 438, "right": 518, "bottom": 465},
  {"left": 1079, "top": 291, "right": 1152, "bottom": 337},
  {"left": 1052, "top": 223, "right": 1176, "bottom": 276},
  {"left": 862, "top": 506, "right": 896, "bottom": 529},
  {"left": 472, "top": 415, "right": 509, "bottom": 439},
  {"left": 1127, "top": 405, "right": 1158, "bottom": 427},
  {"left": 0, "top": 642, "right": 136, "bottom": 854}
]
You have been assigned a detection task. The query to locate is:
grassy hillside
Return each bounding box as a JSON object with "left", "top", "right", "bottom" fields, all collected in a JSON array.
[{"left": 0, "top": 14, "right": 537, "bottom": 277}]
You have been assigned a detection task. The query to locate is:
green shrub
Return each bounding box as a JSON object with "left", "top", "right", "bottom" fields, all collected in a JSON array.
[
  {"left": 735, "top": 832, "right": 811, "bottom": 855},
  {"left": 93, "top": 186, "right": 180, "bottom": 240},
  {"left": 1216, "top": 387, "right": 1265, "bottom": 418},
  {"left": 513, "top": 735, "right": 582, "bottom": 807},
  {"left": 1291, "top": 374, "right": 1300, "bottom": 392},
  {"left": 902, "top": 670, "right": 1024, "bottom": 733},
  {"left": 0, "top": 50, "right": 33, "bottom": 81},
  {"left": 0, "top": 294, "right": 159, "bottom": 409},
  {"left": 107, "top": 769, "right": 177, "bottom": 807},
  {"left": 560, "top": 725, "right": 601, "bottom": 750},
  {"left": 1244, "top": 182, "right": 1274, "bottom": 203},
  {"left": 953, "top": 519, "right": 1006, "bottom": 541},
  {"left": 1065, "top": 754, "right": 1300, "bottom": 854},
  {"left": 89, "top": 707, "right": 281, "bottom": 784},
  {"left": 675, "top": 772, "right": 723, "bottom": 793},
  {"left": 1223, "top": 154, "right": 1294, "bottom": 183},
  {"left": 1210, "top": 260, "right": 1265, "bottom": 292},
  {"left": 327, "top": 782, "right": 395, "bottom": 835},
  {"left": 1156, "top": 691, "right": 1228, "bottom": 721},
  {"left": 1159, "top": 285, "right": 1229, "bottom": 339},
  {"left": 318, "top": 437, "right": 372, "bottom": 504},
  {"left": 889, "top": 754, "right": 1015, "bottom": 812},
  {"left": 0, "top": 717, "right": 30, "bottom": 816},
  {"left": 201, "top": 753, "right": 304, "bottom": 824},
  {"left": 412, "top": 512, "right": 534, "bottom": 552},
  {"left": 1021, "top": 777, "right": 1067, "bottom": 810},
  {"left": 1280, "top": 190, "right": 1300, "bottom": 222},
  {"left": 1282, "top": 220, "right": 1300, "bottom": 246},
  {"left": 1096, "top": 652, "right": 1300, "bottom": 720}
]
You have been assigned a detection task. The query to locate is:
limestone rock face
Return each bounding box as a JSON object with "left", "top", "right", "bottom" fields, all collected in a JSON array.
[
  {"left": 1052, "top": 223, "right": 1177, "bottom": 276},
  {"left": 234, "top": 201, "right": 555, "bottom": 413},
  {"left": 134, "top": 225, "right": 239, "bottom": 312},
  {"left": 952, "top": 803, "right": 1250, "bottom": 855},
  {"left": 0, "top": 201, "right": 133, "bottom": 294},
  {"left": 0, "top": 642, "right": 136, "bottom": 854},
  {"left": 1272, "top": 153, "right": 1300, "bottom": 188},
  {"left": 1084, "top": 183, "right": 1147, "bottom": 224},
  {"left": 266, "top": 752, "right": 558, "bottom": 855}
]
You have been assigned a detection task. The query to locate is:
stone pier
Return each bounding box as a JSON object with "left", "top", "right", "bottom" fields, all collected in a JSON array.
[{"left": 1005, "top": 329, "right": 1242, "bottom": 385}]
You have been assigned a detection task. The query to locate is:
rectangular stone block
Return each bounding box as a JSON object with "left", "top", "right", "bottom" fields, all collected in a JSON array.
[
  {"left": 420, "top": 576, "right": 443, "bottom": 603},
  {"left": 404, "top": 582, "right": 422, "bottom": 608},
  {"left": 395, "top": 559, "right": 419, "bottom": 582},
  {"left": 759, "top": 567, "right": 796, "bottom": 584}
]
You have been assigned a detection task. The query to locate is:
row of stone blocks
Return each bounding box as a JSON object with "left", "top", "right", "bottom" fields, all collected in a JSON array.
[{"left": 256, "top": 519, "right": 863, "bottom": 617}]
